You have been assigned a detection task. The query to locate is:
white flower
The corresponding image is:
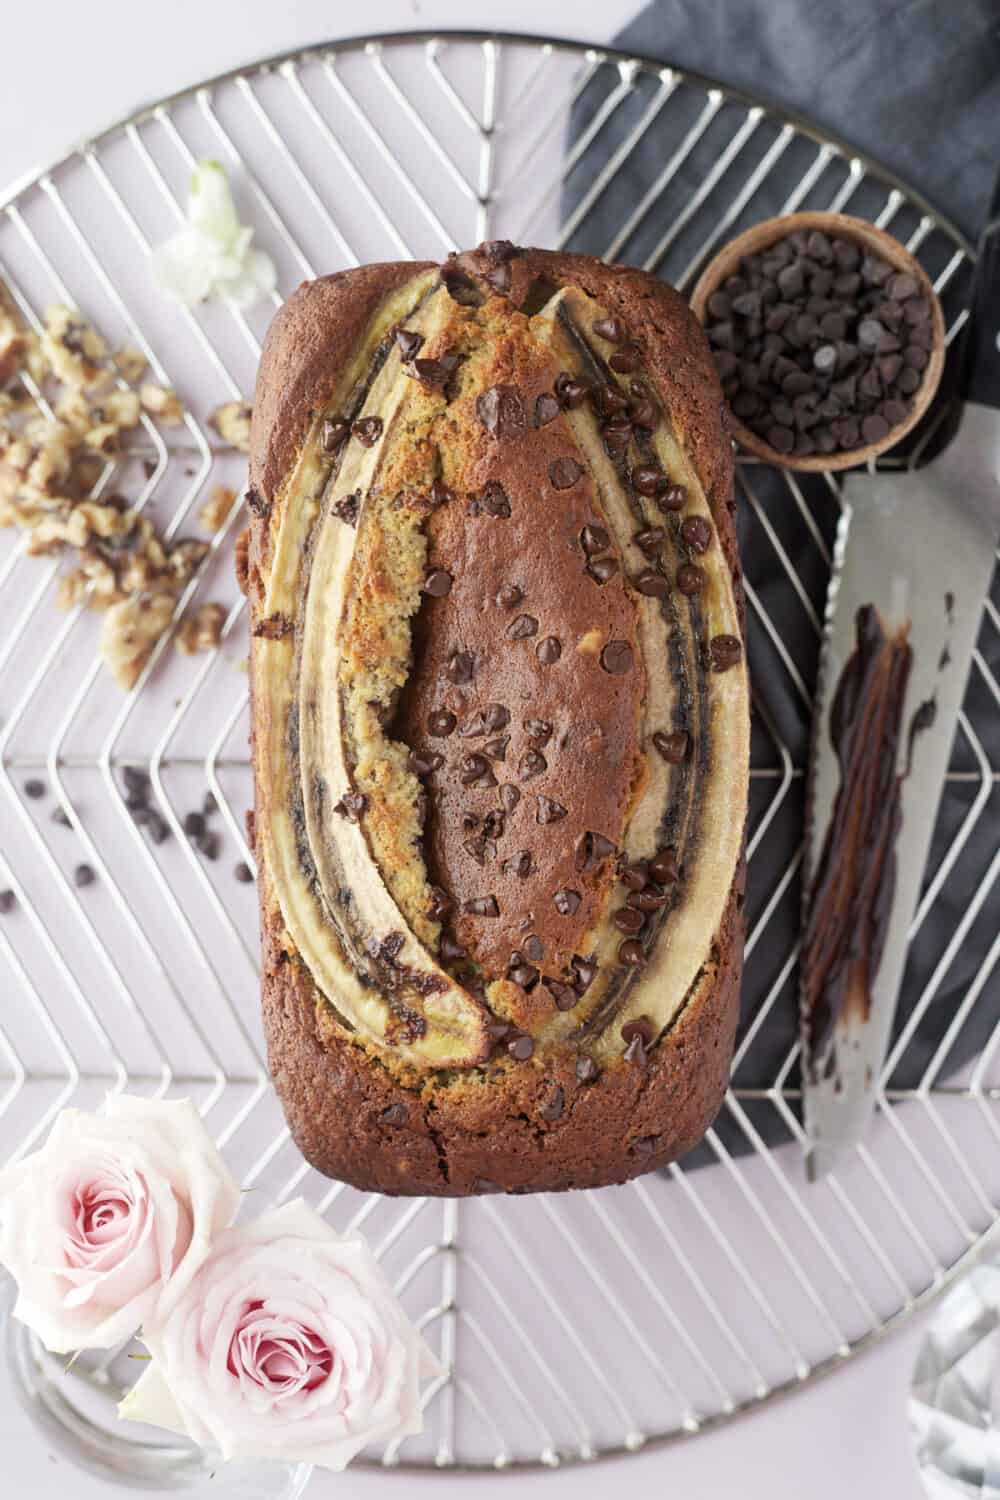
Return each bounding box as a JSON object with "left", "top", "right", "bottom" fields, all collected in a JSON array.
[
  {"left": 0, "top": 1095, "right": 240, "bottom": 1353},
  {"left": 151, "top": 161, "right": 276, "bottom": 309},
  {"left": 120, "top": 1199, "right": 441, "bottom": 1470}
]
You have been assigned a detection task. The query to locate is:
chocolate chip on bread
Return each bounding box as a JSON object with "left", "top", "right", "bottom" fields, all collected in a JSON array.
[{"left": 246, "top": 243, "right": 750, "bottom": 1196}]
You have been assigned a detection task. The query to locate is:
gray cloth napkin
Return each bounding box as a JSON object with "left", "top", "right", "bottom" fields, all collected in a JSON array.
[{"left": 562, "top": 0, "right": 1000, "bottom": 1162}]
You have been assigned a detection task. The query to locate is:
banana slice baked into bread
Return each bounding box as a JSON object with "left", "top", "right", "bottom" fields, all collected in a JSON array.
[{"left": 245, "top": 243, "right": 749, "bottom": 1196}]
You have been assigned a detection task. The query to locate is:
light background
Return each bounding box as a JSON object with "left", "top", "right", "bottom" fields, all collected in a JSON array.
[{"left": 0, "top": 3, "right": 929, "bottom": 1497}]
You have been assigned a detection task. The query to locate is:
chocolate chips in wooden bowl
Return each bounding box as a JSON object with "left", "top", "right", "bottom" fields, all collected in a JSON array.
[{"left": 690, "top": 212, "right": 946, "bottom": 472}]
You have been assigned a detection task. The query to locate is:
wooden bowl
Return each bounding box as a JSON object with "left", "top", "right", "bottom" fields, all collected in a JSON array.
[{"left": 689, "top": 212, "right": 946, "bottom": 473}]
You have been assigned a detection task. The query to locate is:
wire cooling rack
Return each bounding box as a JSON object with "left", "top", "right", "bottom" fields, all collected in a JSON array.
[{"left": 1, "top": 30, "right": 998, "bottom": 1478}]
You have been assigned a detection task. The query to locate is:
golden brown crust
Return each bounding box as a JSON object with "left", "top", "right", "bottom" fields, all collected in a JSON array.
[{"left": 249, "top": 246, "right": 745, "bottom": 1195}]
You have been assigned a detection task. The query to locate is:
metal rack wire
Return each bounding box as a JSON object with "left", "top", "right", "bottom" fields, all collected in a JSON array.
[{"left": 0, "top": 31, "right": 997, "bottom": 1477}]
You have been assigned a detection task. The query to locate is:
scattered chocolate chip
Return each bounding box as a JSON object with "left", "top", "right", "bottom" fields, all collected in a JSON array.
[
  {"left": 73, "top": 863, "right": 95, "bottom": 888},
  {"left": 629, "top": 886, "right": 668, "bottom": 912},
  {"left": 650, "top": 730, "right": 689, "bottom": 768},
  {"left": 534, "top": 392, "right": 561, "bottom": 427},
  {"left": 381, "top": 1102, "right": 409, "bottom": 1127},
  {"left": 24, "top": 779, "right": 46, "bottom": 800},
  {"left": 440, "top": 933, "right": 467, "bottom": 962},
  {"left": 500, "top": 784, "right": 521, "bottom": 813},
  {"left": 545, "top": 981, "right": 577, "bottom": 1011},
  {"left": 424, "top": 569, "right": 453, "bottom": 597},
  {"left": 555, "top": 372, "right": 591, "bottom": 408},
  {"left": 508, "top": 1034, "right": 534, "bottom": 1061},
  {"left": 595, "top": 382, "right": 630, "bottom": 415},
  {"left": 554, "top": 888, "right": 581, "bottom": 916},
  {"left": 183, "top": 810, "right": 206, "bottom": 838},
  {"left": 600, "top": 640, "right": 633, "bottom": 675},
  {"left": 428, "top": 886, "right": 453, "bottom": 920},
  {"left": 634, "top": 526, "right": 665, "bottom": 557},
  {"left": 614, "top": 906, "right": 644, "bottom": 935},
  {"left": 460, "top": 753, "right": 495, "bottom": 787},
  {"left": 334, "top": 792, "right": 368, "bottom": 822},
  {"left": 536, "top": 636, "right": 562, "bottom": 665},
  {"left": 483, "top": 810, "right": 506, "bottom": 839},
  {"left": 572, "top": 955, "right": 598, "bottom": 993},
  {"left": 352, "top": 416, "right": 383, "bottom": 447},
  {"left": 246, "top": 486, "right": 270, "bottom": 519},
  {"left": 146, "top": 813, "right": 170, "bottom": 845},
  {"left": 629, "top": 397, "right": 658, "bottom": 430},
  {"left": 395, "top": 327, "right": 424, "bottom": 360},
  {"left": 484, "top": 736, "right": 510, "bottom": 761},
  {"left": 234, "top": 862, "right": 254, "bottom": 883},
  {"left": 609, "top": 343, "right": 641, "bottom": 373},
  {"left": 540, "top": 1086, "right": 565, "bottom": 1122},
  {"left": 196, "top": 830, "right": 220, "bottom": 860},
  {"left": 446, "top": 650, "right": 474, "bottom": 683},
  {"left": 463, "top": 833, "right": 491, "bottom": 865},
  {"left": 593, "top": 316, "right": 625, "bottom": 342},
  {"left": 332, "top": 492, "right": 360, "bottom": 525},
  {"left": 429, "top": 709, "right": 457, "bottom": 737},
  {"left": 619, "top": 939, "right": 646, "bottom": 967},
  {"left": 518, "top": 749, "right": 547, "bottom": 781},
  {"left": 588, "top": 557, "right": 619, "bottom": 585},
  {"left": 677, "top": 563, "right": 705, "bottom": 596},
  {"left": 506, "top": 613, "right": 538, "bottom": 640},
  {"left": 509, "top": 960, "right": 539, "bottom": 989},
  {"left": 623, "top": 1016, "right": 653, "bottom": 1048},
  {"left": 549, "top": 457, "right": 584, "bottom": 490},
  {"left": 478, "top": 481, "right": 512, "bottom": 518},
  {"left": 581, "top": 523, "right": 610, "bottom": 556},
  {"left": 503, "top": 849, "right": 533, "bottom": 879},
  {"left": 463, "top": 895, "right": 500, "bottom": 918},
  {"left": 680, "top": 515, "right": 712, "bottom": 553},
  {"left": 536, "top": 795, "right": 568, "bottom": 824},
  {"left": 477, "top": 385, "right": 526, "bottom": 438},
  {"left": 496, "top": 583, "right": 523, "bottom": 608},
  {"left": 659, "top": 484, "right": 687, "bottom": 512},
  {"left": 575, "top": 831, "right": 616, "bottom": 873},
  {"left": 428, "top": 480, "right": 453, "bottom": 509},
  {"left": 576, "top": 1055, "right": 600, "bottom": 1083},
  {"left": 407, "top": 749, "right": 444, "bottom": 776},
  {"left": 620, "top": 860, "right": 649, "bottom": 891},
  {"left": 322, "top": 417, "right": 350, "bottom": 453},
  {"left": 709, "top": 634, "right": 742, "bottom": 672},
  {"left": 631, "top": 464, "right": 666, "bottom": 496},
  {"left": 0, "top": 890, "right": 15, "bottom": 914},
  {"left": 649, "top": 846, "right": 679, "bottom": 885},
  {"left": 634, "top": 567, "right": 669, "bottom": 598},
  {"left": 524, "top": 718, "right": 552, "bottom": 743}
]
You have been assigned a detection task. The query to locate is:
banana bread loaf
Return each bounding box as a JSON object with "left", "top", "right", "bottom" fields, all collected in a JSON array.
[{"left": 245, "top": 243, "right": 749, "bottom": 1196}]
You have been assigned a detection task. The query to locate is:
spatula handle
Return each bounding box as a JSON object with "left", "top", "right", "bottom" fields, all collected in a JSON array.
[{"left": 961, "top": 171, "right": 1000, "bottom": 409}]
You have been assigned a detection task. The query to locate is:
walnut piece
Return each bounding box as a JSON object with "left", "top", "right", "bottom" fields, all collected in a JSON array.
[
  {"left": 209, "top": 400, "right": 252, "bottom": 453},
  {"left": 198, "top": 484, "right": 238, "bottom": 532},
  {"left": 140, "top": 383, "right": 184, "bottom": 426},
  {"left": 175, "top": 601, "right": 226, "bottom": 656},
  {"left": 100, "top": 592, "right": 176, "bottom": 690}
]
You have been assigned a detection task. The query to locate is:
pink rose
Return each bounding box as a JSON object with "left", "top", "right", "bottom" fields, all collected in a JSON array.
[
  {"left": 0, "top": 1095, "right": 239, "bottom": 1352},
  {"left": 120, "top": 1199, "right": 440, "bottom": 1470}
]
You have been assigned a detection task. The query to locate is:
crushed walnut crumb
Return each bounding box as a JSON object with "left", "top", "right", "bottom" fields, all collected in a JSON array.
[
  {"left": 0, "top": 288, "right": 228, "bottom": 689},
  {"left": 198, "top": 484, "right": 238, "bottom": 532},
  {"left": 175, "top": 601, "right": 226, "bottom": 657},
  {"left": 209, "top": 400, "right": 252, "bottom": 453},
  {"left": 139, "top": 382, "right": 184, "bottom": 426}
]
